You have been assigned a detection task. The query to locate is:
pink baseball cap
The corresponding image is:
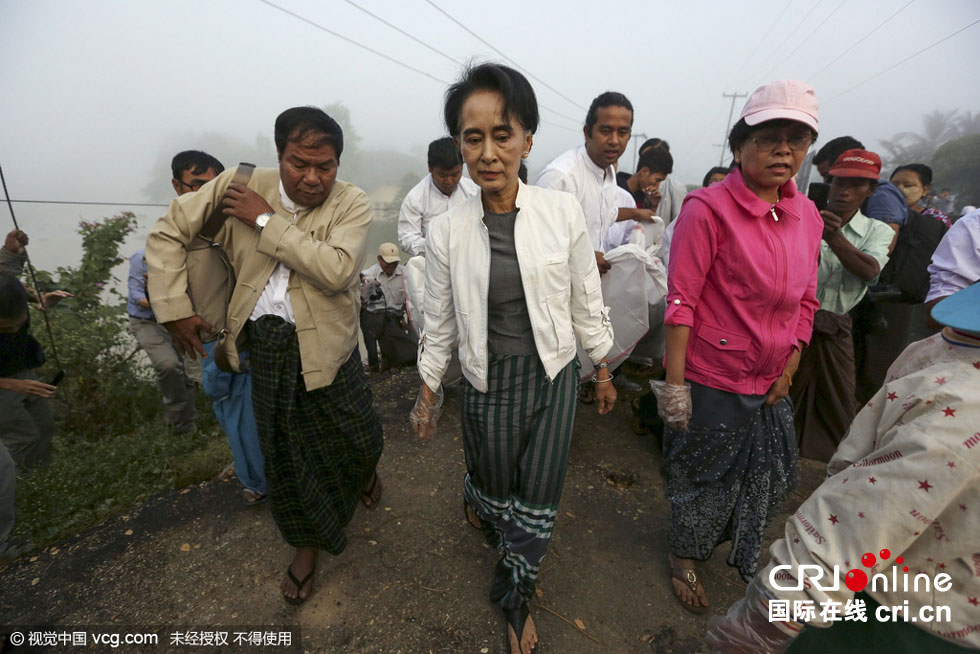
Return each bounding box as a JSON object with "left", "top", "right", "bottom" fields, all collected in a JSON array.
[{"left": 739, "top": 80, "right": 819, "bottom": 132}]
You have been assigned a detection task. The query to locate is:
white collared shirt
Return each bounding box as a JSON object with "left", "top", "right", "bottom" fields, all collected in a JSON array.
[
  {"left": 656, "top": 175, "right": 688, "bottom": 226},
  {"left": 397, "top": 173, "right": 479, "bottom": 256},
  {"left": 249, "top": 181, "right": 306, "bottom": 323},
  {"left": 534, "top": 145, "right": 620, "bottom": 252},
  {"left": 360, "top": 262, "right": 406, "bottom": 313},
  {"left": 926, "top": 208, "right": 980, "bottom": 302}
]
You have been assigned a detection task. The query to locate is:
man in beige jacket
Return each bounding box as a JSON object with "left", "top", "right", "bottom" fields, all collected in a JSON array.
[{"left": 146, "top": 107, "right": 384, "bottom": 605}]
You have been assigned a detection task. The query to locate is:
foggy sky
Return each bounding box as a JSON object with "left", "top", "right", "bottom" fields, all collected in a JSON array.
[{"left": 2, "top": 0, "right": 979, "bottom": 271}]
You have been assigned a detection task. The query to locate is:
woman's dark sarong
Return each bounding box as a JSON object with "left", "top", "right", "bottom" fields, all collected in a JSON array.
[
  {"left": 791, "top": 309, "right": 856, "bottom": 462},
  {"left": 662, "top": 381, "right": 797, "bottom": 581},
  {"left": 460, "top": 354, "right": 579, "bottom": 610},
  {"left": 249, "top": 315, "right": 384, "bottom": 554}
]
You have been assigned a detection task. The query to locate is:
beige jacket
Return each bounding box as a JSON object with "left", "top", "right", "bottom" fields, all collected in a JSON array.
[{"left": 145, "top": 167, "right": 372, "bottom": 391}]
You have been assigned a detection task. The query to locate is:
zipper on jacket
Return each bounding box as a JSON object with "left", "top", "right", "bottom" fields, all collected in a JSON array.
[
  {"left": 770, "top": 205, "right": 779, "bottom": 222},
  {"left": 753, "top": 224, "right": 789, "bottom": 387},
  {"left": 510, "top": 211, "right": 556, "bottom": 386},
  {"left": 479, "top": 219, "right": 490, "bottom": 386}
]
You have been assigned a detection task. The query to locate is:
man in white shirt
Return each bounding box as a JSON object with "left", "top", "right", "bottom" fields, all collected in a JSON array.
[
  {"left": 360, "top": 242, "right": 407, "bottom": 373},
  {"left": 538, "top": 92, "right": 660, "bottom": 394},
  {"left": 536, "top": 92, "right": 655, "bottom": 274},
  {"left": 397, "top": 137, "right": 478, "bottom": 257}
]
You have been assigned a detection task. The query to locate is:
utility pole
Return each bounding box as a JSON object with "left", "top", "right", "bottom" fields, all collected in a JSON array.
[
  {"left": 719, "top": 92, "right": 748, "bottom": 165},
  {"left": 629, "top": 132, "right": 648, "bottom": 172}
]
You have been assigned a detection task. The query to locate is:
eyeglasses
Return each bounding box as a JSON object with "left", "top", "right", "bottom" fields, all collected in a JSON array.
[
  {"left": 748, "top": 134, "right": 814, "bottom": 152},
  {"left": 177, "top": 178, "right": 211, "bottom": 192}
]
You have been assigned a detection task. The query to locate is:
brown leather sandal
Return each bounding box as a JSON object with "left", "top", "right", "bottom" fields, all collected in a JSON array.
[
  {"left": 670, "top": 566, "right": 710, "bottom": 615},
  {"left": 463, "top": 499, "right": 483, "bottom": 530}
]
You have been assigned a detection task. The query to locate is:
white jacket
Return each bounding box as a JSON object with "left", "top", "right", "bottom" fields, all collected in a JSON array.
[
  {"left": 397, "top": 174, "right": 479, "bottom": 256},
  {"left": 418, "top": 182, "right": 614, "bottom": 393}
]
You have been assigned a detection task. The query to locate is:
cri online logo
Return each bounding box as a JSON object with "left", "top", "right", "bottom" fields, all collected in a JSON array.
[{"left": 770, "top": 548, "right": 952, "bottom": 593}]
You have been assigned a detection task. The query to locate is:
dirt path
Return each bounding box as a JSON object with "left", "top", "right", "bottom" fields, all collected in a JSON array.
[{"left": 1, "top": 369, "right": 824, "bottom": 653}]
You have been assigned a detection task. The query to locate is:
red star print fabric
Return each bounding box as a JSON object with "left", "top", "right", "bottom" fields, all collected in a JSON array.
[{"left": 754, "top": 330, "right": 980, "bottom": 647}]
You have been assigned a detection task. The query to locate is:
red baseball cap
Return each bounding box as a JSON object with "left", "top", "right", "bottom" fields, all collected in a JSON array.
[{"left": 828, "top": 149, "right": 882, "bottom": 180}]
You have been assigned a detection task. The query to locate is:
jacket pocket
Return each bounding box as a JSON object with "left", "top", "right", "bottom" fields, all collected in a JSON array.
[
  {"left": 539, "top": 253, "right": 570, "bottom": 298},
  {"left": 581, "top": 268, "right": 604, "bottom": 317},
  {"left": 690, "top": 322, "right": 752, "bottom": 381},
  {"left": 544, "top": 289, "right": 574, "bottom": 354},
  {"left": 455, "top": 309, "right": 473, "bottom": 366}
]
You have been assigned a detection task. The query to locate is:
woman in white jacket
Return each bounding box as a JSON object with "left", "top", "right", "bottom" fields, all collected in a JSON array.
[{"left": 410, "top": 63, "right": 615, "bottom": 654}]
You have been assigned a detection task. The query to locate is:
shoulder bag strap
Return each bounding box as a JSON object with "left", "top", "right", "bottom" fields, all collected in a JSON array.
[{"left": 199, "top": 162, "right": 256, "bottom": 242}]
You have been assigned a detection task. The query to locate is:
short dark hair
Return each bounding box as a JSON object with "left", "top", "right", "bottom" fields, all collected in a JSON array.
[
  {"left": 728, "top": 118, "right": 819, "bottom": 157},
  {"left": 427, "top": 137, "right": 462, "bottom": 169},
  {"left": 813, "top": 136, "right": 864, "bottom": 166},
  {"left": 0, "top": 275, "right": 28, "bottom": 321},
  {"left": 274, "top": 106, "right": 344, "bottom": 158},
  {"left": 171, "top": 151, "right": 224, "bottom": 180},
  {"left": 637, "top": 148, "right": 673, "bottom": 176},
  {"left": 585, "top": 92, "right": 633, "bottom": 135},
  {"left": 518, "top": 162, "right": 528, "bottom": 184},
  {"left": 444, "top": 63, "right": 539, "bottom": 137},
  {"left": 702, "top": 166, "right": 730, "bottom": 187},
  {"left": 639, "top": 137, "right": 669, "bottom": 154},
  {"left": 891, "top": 163, "right": 933, "bottom": 187}
]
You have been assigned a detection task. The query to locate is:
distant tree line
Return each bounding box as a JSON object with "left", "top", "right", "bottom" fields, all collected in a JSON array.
[{"left": 880, "top": 109, "right": 980, "bottom": 208}]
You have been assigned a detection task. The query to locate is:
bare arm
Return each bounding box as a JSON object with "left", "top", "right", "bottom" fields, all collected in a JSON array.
[
  {"left": 664, "top": 325, "right": 691, "bottom": 385},
  {"left": 821, "top": 211, "right": 881, "bottom": 282},
  {"left": 616, "top": 207, "right": 655, "bottom": 223}
]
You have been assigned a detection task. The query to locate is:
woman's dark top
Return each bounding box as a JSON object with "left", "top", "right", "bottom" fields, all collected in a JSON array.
[{"left": 484, "top": 210, "right": 536, "bottom": 356}]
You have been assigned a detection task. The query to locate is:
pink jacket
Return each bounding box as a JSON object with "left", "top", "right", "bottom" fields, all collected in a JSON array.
[{"left": 665, "top": 170, "right": 822, "bottom": 395}]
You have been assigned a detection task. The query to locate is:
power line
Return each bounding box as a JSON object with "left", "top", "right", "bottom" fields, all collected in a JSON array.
[
  {"left": 541, "top": 119, "right": 579, "bottom": 133},
  {"left": 7, "top": 199, "right": 169, "bottom": 207},
  {"left": 823, "top": 16, "right": 980, "bottom": 104},
  {"left": 257, "top": 0, "right": 450, "bottom": 85},
  {"left": 757, "top": 0, "right": 846, "bottom": 82},
  {"left": 808, "top": 0, "right": 915, "bottom": 81},
  {"left": 738, "top": 0, "right": 827, "bottom": 88},
  {"left": 339, "top": 0, "right": 580, "bottom": 125},
  {"left": 423, "top": 0, "right": 587, "bottom": 112},
  {"left": 341, "top": 0, "right": 458, "bottom": 67},
  {"left": 724, "top": 0, "right": 794, "bottom": 91}
]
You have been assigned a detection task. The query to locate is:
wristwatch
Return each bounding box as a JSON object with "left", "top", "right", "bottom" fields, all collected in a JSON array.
[{"left": 254, "top": 212, "right": 274, "bottom": 232}]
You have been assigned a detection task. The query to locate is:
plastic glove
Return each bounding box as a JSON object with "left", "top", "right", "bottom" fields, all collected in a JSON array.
[
  {"left": 410, "top": 383, "right": 444, "bottom": 440},
  {"left": 650, "top": 380, "right": 692, "bottom": 431},
  {"left": 704, "top": 577, "right": 797, "bottom": 654}
]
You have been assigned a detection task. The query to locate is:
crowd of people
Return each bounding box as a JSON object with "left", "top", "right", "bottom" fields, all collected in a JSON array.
[{"left": 2, "top": 61, "right": 978, "bottom": 654}]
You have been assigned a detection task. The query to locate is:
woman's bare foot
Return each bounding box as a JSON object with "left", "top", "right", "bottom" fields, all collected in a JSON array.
[
  {"left": 668, "top": 552, "right": 709, "bottom": 610},
  {"left": 507, "top": 614, "right": 538, "bottom": 654},
  {"left": 281, "top": 547, "right": 317, "bottom": 603}
]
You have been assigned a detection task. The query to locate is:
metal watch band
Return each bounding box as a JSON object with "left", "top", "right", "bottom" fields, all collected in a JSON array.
[{"left": 254, "top": 212, "right": 274, "bottom": 232}]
